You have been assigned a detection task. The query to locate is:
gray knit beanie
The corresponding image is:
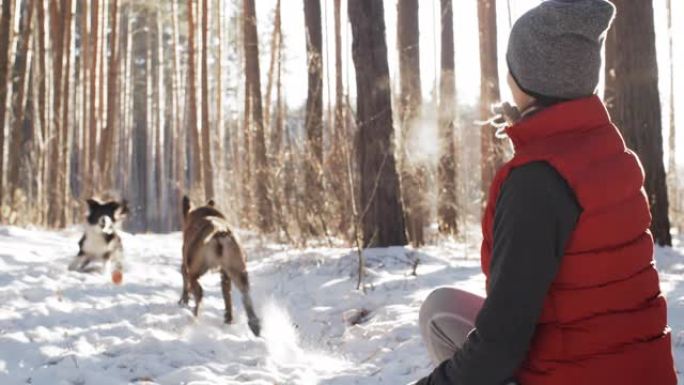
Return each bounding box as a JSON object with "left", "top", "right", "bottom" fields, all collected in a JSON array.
[{"left": 506, "top": 0, "right": 616, "bottom": 100}]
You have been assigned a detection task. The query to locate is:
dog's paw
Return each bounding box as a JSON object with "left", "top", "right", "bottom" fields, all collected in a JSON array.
[
  {"left": 248, "top": 317, "right": 261, "bottom": 337},
  {"left": 178, "top": 297, "right": 189, "bottom": 306}
]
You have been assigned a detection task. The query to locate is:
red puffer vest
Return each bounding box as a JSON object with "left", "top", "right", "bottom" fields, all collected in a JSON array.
[{"left": 481, "top": 96, "right": 676, "bottom": 385}]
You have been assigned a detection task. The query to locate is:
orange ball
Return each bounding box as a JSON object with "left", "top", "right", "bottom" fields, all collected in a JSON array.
[{"left": 112, "top": 270, "right": 123, "bottom": 285}]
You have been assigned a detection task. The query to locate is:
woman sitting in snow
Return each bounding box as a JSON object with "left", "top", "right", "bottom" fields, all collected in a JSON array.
[{"left": 415, "top": 1, "right": 677, "bottom": 384}]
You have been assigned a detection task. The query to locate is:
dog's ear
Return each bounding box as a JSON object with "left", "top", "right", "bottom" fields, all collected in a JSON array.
[
  {"left": 114, "top": 200, "right": 129, "bottom": 220},
  {"left": 119, "top": 199, "right": 129, "bottom": 215},
  {"left": 86, "top": 199, "right": 98, "bottom": 213},
  {"left": 182, "top": 195, "right": 191, "bottom": 219},
  {"left": 207, "top": 199, "right": 215, "bottom": 207}
]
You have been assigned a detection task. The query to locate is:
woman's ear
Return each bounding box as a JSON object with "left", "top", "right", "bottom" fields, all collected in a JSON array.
[{"left": 507, "top": 72, "right": 535, "bottom": 111}]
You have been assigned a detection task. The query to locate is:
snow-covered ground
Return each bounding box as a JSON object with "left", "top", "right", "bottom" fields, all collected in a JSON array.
[{"left": 0, "top": 226, "right": 682, "bottom": 384}]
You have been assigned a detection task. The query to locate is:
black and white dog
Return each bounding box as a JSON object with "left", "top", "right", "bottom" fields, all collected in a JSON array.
[{"left": 68, "top": 199, "right": 128, "bottom": 280}]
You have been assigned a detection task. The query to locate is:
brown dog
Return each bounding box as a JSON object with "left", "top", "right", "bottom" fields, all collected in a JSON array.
[{"left": 179, "top": 196, "right": 261, "bottom": 336}]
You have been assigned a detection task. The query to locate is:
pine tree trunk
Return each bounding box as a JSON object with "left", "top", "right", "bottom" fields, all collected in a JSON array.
[
  {"left": 0, "top": 0, "right": 14, "bottom": 210},
  {"left": 329, "top": 0, "right": 350, "bottom": 236},
  {"left": 333, "top": 0, "right": 343, "bottom": 143},
  {"left": 304, "top": 0, "right": 324, "bottom": 229},
  {"left": 605, "top": 0, "right": 671, "bottom": 246},
  {"left": 70, "top": 2, "right": 80, "bottom": 204},
  {"left": 156, "top": 10, "right": 166, "bottom": 231},
  {"left": 120, "top": 7, "right": 133, "bottom": 196},
  {"left": 277, "top": 9, "right": 285, "bottom": 154},
  {"left": 80, "top": 0, "right": 90, "bottom": 198},
  {"left": 666, "top": 0, "right": 677, "bottom": 226},
  {"left": 186, "top": 0, "right": 203, "bottom": 199},
  {"left": 59, "top": 0, "right": 74, "bottom": 226},
  {"left": 241, "top": 64, "right": 252, "bottom": 225},
  {"left": 215, "top": 0, "right": 223, "bottom": 204},
  {"left": 8, "top": 0, "right": 35, "bottom": 204},
  {"left": 112, "top": 5, "right": 122, "bottom": 191},
  {"left": 233, "top": 1, "right": 247, "bottom": 224},
  {"left": 397, "top": 0, "right": 426, "bottom": 246},
  {"left": 146, "top": 13, "right": 156, "bottom": 230},
  {"left": 272, "top": 19, "right": 287, "bottom": 235},
  {"left": 243, "top": 0, "right": 272, "bottom": 232},
  {"left": 130, "top": 10, "right": 149, "bottom": 231},
  {"left": 437, "top": 0, "right": 458, "bottom": 234},
  {"left": 97, "top": 0, "right": 107, "bottom": 190},
  {"left": 348, "top": 0, "right": 407, "bottom": 247},
  {"left": 27, "top": 60, "right": 39, "bottom": 211},
  {"left": 35, "top": 0, "right": 47, "bottom": 224},
  {"left": 99, "top": 0, "right": 119, "bottom": 190},
  {"left": 263, "top": 0, "right": 280, "bottom": 138},
  {"left": 200, "top": 0, "right": 214, "bottom": 200},
  {"left": 171, "top": 0, "right": 185, "bottom": 227},
  {"left": 478, "top": 0, "right": 504, "bottom": 203},
  {"left": 3, "top": 0, "right": 20, "bottom": 151},
  {"left": 87, "top": 0, "right": 99, "bottom": 195},
  {"left": 46, "top": 0, "right": 65, "bottom": 227},
  {"left": 273, "top": 11, "right": 283, "bottom": 154}
]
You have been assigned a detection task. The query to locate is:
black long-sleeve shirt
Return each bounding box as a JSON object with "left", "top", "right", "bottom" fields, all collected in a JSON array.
[{"left": 419, "top": 161, "right": 581, "bottom": 385}]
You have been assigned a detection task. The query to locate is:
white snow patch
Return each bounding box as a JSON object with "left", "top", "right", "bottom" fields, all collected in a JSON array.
[{"left": 0, "top": 225, "right": 682, "bottom": 384}]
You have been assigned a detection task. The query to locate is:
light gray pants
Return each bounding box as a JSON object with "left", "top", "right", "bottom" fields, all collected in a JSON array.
[{"left": 419, "top": 287, "right": 484, "bottom": 365}]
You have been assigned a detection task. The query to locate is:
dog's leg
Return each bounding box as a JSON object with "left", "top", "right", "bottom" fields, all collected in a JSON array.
[
  {"left": 190, "top": 275, "right": 203, "bottom": 317},
  {"left": 69, "top": 255, "right": 99, "bottom": 272},
  {"left": 229, "top": 269, "right": 260, "bottom": 337},
  {"left": 79, "top": 258, "right": 103, "bottom": 273},
  {"left": 220, "top": 270, "right": 233, "bottom": 324},
  {"left": 68, "top": 255, "right": 88, "bottom": 271},
  {"left": 68, "top": 253, "right": 84, "bottom": 271},
  {"left": 68, "top": 236, "right": 88, "bottom": 271},
  {"left": 178, "top": 264, "right": 190, "bottom": 306},
  {"left": 108, "top": 246, "right": 124, "bottom": 273}
]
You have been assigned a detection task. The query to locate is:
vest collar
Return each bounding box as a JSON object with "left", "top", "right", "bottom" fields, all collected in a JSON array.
[{"left": 504, "top": 95, "right": 611, "bottom": 151}]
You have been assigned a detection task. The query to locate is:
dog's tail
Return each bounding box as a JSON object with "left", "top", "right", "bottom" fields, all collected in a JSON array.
[{"left": 182, "top": 195, "right": 191, "bottom": 219}]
